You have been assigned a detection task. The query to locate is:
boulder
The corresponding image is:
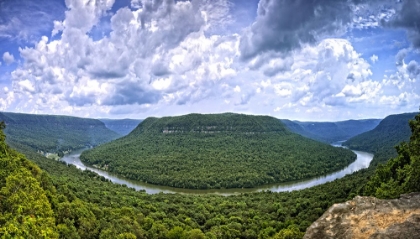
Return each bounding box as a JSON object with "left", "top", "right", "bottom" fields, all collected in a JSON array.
[{"left": 304, "top": 193, "right": 420, "bottom": 239}]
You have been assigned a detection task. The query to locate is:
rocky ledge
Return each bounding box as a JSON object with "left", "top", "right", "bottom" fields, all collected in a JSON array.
[{"left": 304, "top": 192, "right": 420, "bottom": 239}]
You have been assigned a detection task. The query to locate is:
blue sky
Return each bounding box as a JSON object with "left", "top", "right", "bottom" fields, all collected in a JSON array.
[{"left": 0, "top": 0, "right": 419, "bottom": 121}]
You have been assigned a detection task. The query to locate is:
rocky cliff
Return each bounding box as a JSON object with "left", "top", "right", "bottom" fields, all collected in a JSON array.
[{"left": 304, "top": 193, "right": 420, "bottom": 239}]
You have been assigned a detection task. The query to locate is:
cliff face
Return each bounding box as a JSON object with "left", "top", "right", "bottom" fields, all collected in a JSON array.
[{"left": 304, "top": 193, "right": 420, "bottom": 239}]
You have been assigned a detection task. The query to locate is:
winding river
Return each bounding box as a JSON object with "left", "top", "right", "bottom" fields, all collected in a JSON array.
[{"left": 60, "top": 143, "right": 373, "bottom": 195}]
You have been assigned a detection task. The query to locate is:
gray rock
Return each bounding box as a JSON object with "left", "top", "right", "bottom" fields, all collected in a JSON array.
[{"left": 304, "top": 193, "right": 420, "bottom": 239}]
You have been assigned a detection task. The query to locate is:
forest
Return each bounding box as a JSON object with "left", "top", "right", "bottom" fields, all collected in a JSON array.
[
  {"left": 281, "top": 119, "right": 381, "bottom": 143},
  {"left": 343, "top": 112, "right": 417, "bottom": 167},
  {"left": 81, "top": 113, "right": 356, "bottom": 189},
  {"left": 0, "top": 121, "right": 370, "bottom": 238},
  {"left": 1, "top": 112, "right": 419, "bottom": 238},
  {"left": 0, "top": 112, "right": 120, "bottom": 154}
]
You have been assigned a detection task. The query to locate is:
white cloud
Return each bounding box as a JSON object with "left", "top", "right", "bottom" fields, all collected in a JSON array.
[
  {"left": 370, "top": 54, "right": 378, "bottom": 63},
  {"left": 4, "top": 0, "right": 238, "bottom": 117},
  {"left": 2, "top": 52, "right": 14, "bottom": 65},
  {"left": 2, "top": 0, "right": 418, "bottom": 120},
  {"left": 0, "top": 0, "right": 65, "bottom": 42},
  {"left": 131, "top": 0, "right": 141, "bottom": 9}
]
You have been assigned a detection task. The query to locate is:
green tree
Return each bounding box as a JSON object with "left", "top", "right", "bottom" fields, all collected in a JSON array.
[
  {"left": 272, "top": 225, "right": 304, "bottom": 239},
  {"left": 0, "top": 168, "right": 57, "bottom": 238},
  {"left": 365, "top": 112, "right": 420, "bottom": 198}
]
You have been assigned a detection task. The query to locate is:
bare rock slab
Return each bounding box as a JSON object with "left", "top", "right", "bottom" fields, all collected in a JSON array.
[{"left": 304, "top": 193, "right": 420, "bottom": 239}]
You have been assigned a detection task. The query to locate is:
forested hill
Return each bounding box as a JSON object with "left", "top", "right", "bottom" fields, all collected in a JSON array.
[
  {"left": 281, "top": 119, "right": 381, "bottom": 143},
  {"left": 0, "top": 121, "right": 373, "bottom": 238},
  {"left": 0, "top": 112, "right": 120, "bottom": 154},
  {"left": 343, "top": 112, "right": 417, "bottom": 166},
  {"left": 130, "top": 113, "right": 288, "bottom": 135},
  {"left": 99, "top": 119, "right": 143, "bottom": 136},
  {"left": 81, "top": 113, "right": 356, "bottom": 189}
]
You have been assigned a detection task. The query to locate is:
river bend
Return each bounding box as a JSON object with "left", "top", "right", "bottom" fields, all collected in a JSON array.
[{"left": 60, "top": 145, "right": 373, "bottom": 195}]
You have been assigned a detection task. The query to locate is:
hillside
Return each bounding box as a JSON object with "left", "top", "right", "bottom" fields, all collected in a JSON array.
[
  {"left": 305, "top": 112, "right": 420, "bottom": 238},
  {"left": 1, "top": 121, "right": 374, "bottom": 238},
  {"left": 281, "top": 119, "right": 381, "bottom": 143},
  {"left": 99, "top": 118, "right": 143, "bottom": 136},
  {"left": 81, "top": 113, "right": 356, "bottom": 189},
  {"left": 343, "top": 112, "right": 417, "bottom": 166},
  {"left": 2, "top": 112, "right": 417, "bottom": 238},
  {"left": 0, "top": 112, "right": 120, "bottom": 154}
]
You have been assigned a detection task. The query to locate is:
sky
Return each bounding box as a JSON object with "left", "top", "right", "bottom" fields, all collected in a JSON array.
[{"left": 0, "top": 0, "right": 419, "bottom": 121}]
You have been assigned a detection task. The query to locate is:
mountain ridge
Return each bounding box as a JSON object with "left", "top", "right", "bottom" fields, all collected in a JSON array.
[
  {"left": 0, "top": 111, "right": 121, "bottom": 154},
  {"left": 81, "top": 113, "right": 356, "bottom": 189},
  {"left": 281, "top": 118, "right": 381, "bottom": 143},
  {"left": 343, "top": 112, "right": 417, "bottom": 166}
]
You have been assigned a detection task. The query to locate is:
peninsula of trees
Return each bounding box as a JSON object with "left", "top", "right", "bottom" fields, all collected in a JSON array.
[
  {"left": 1, "top": 111, "right": 419, "bottom": 238},
  {"left": 81, "top": 113, "right": 356, "bottom": 189}
]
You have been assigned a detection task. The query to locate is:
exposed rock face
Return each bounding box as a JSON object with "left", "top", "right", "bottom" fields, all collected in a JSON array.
[{"left": 304, "top": 193, "right": 420, "bottom": 239}]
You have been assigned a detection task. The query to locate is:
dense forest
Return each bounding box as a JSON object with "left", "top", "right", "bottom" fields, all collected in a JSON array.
[
  {"left": 363, "top": 113, "right": 420, "bottom": 199},
  {"left": 0, "top": 112, "right": 120, "bottom": 154},
  {"left": 81, "top": 113, "right": 356, "bottom": 189},
  {"left": 281, "top": 119, "right": 381, "bottom": 143},
  {"left": 1, "top": 112, "right": 418, "bottom": 238},
  {"left": 1, "top": 121, "right": 372, "bottom": 238},
  {"left": 343, "top": 112, "right": 417, "bottom": 167},
  {"left": 99, "top": 119, "right": 143, "bottom": 136}
]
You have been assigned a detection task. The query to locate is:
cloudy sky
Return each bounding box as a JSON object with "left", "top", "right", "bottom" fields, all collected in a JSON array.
[{"left": 0, "top": 0, "right": 419, "bottom": 121}]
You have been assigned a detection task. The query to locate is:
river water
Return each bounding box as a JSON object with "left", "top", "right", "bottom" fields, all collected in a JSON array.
[{"left": 60, "top": 144, "right": 373, "bottom": 195}]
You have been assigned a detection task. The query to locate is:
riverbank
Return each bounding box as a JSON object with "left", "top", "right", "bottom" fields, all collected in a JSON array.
[{"left": 60, "top": 146, "right": 373, "bottom": 195}]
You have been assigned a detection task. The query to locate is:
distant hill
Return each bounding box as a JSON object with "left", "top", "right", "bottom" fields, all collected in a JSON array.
[
  {"left": 81, "top": 113, "right": 356, "bottom": 189},
  {"left": 99, "top": 119, "right": 143, "bottom": 136},
  {"left": 343, "top": 112, "right": 417, "bottom": 166},
  {"left": 0, "top": 112, "right": 120, "bottom": 154},
  {"left": 281, "top": 119, "right": 381, "bottom": 143}
]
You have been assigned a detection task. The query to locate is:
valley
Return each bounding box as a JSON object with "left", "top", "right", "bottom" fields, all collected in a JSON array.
[
  {"left": 80, "top": 113, "right": 357, "bottom": 189},
  {"left": 61, "top": 147, "right": 373, "bottom": 195},
  {"left": 2, "top": 0, "right": 419, "bottom": 238},
  {"left": 0, "top": 111, "right": 418, "bottom": 238}
]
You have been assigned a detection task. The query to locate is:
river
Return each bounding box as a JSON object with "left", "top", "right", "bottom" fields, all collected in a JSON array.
[{"left": 60, "top": 144, "right": 373, "bottom": 195}]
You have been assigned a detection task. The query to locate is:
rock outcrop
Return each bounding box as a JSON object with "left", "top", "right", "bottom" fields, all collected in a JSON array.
[{"left": 304, "top": 193, "right": 420, "bottom": 239}]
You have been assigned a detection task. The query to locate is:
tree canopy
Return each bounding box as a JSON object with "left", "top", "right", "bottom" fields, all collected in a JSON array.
[
  {"left": 81, "top": 113, "right": 356, "bottom": 189},
  {"left": 364, "top": 112, "right": 420, "bottom": 198}
]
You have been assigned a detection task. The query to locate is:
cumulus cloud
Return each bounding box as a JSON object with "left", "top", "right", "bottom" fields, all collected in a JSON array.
[
  {"left": 370, "top": 54, "right": 378, "bottom": 63},
  {"left": 131, "top": 0, "right": 141, "bottom": 9},
  {"left": 395, "top": 48, "right": 409, "bottom": 65},
  {"left": 239, "top": 0, "right": 359, "bottom": 59},
  {"left": 217, "top": 38, "right": 383, "bottom": 120},
  {"left": 381, "top": 53, "right": 420, "bottom": 111},
  {"left": 2, "top": 52, "right": 14, "bottom": 65},
  {"left": 0, "top": 0, "right": 65, "bottom": 41},
  {"left": 5, "top": 0, "right": 238, "bottom": 116},
  {"left": 406, "top": 60, "right": 420, "bottom": 79},
  {"left": 2, "top": 0, "right": 419, "bottom": 120},
  {"left": 383, "top": 0, "right": 420, "bottom": 49}
]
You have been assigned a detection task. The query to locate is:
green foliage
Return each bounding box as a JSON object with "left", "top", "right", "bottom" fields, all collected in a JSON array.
[
  {"left": 0, "top": 123, "right": 58, "bottom": 238},
  {"left": 0, "top": 112, "right": 121, "bottom": 154},
  {"left": 344, "top": 112, "right": 417, "bottom": 167},
  {"left": 13, "top": 137, "right": 373, "bottom": 239},
  {"left": 364, "top": 113, "right": 420, "bottom": 198},
  {"left": 3, "top": 111, "right": 414, "bottom": 239},
  {"left": 272, "top": 225, "right": 304, "bottom": 239},
  {"left": 282, "top": 119, "right": 381, "bottom": 143},
  {"left": 81, "top": 113, "right": 356, "bottom": 189}
]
